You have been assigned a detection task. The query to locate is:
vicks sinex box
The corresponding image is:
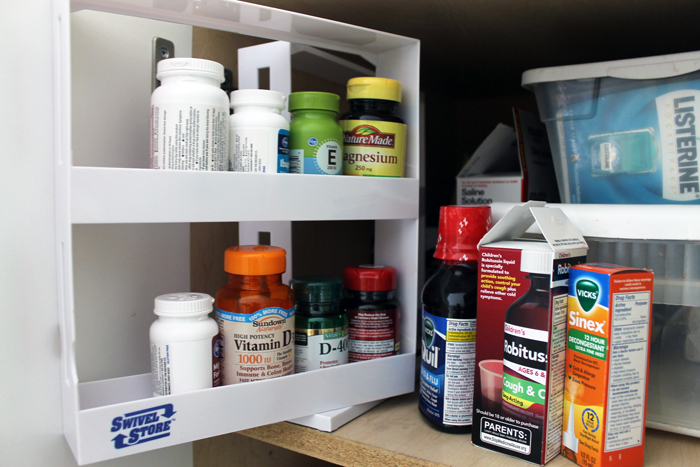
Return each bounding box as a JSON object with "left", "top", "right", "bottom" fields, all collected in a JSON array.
[
  {"left": 562, "top": 264, "right": 653, "bottom": 467},
  {"left": 472, "top": 201, "right": 588, "bottom": 465}
]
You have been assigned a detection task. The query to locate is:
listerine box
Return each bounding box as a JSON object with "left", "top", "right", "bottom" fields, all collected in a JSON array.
[
  {"left": 562, "top": 264, "right": 654, "bottom": 467},
  {"left": 473, "top": 201, "right": 588, "bottom": 465},
  {"left": 523, "top": 50, "right": 700, "bottom": 204}
]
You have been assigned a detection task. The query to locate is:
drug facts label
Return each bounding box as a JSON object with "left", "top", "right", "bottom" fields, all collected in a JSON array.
[
  {"left": 605, "top": 291, "right": 650, "bottom": 452},
  {"left": 215, "top": 306, "right": 295, "bottom": 384},
  {"left": 419, "top": 310, "right": 476, "bottom": 426},
  {"left": 151, "top": 103, "right": 228, "bottom": 170}
]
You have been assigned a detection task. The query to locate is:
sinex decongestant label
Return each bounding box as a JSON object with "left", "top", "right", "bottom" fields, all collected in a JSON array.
[
  {"left": 564, "top": 265, "right": 653, "bottom": 467},
  {"left": 342, "top": 121, "right": 406, "bottom": 177},
  {"left": 419, "top": 310, "right": 477, "bottom": 426},
  {"left": 215, "top": 306, "right": 295, "bottom": 384}
]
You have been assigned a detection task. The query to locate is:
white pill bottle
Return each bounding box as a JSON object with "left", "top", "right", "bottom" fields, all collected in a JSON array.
[
  {"left": 229, "top": 89, "right": 290, "bottom": 173},
  {"left": 150, "top": 58, "right": 229, "bottom": 171},
  {"left": 150, "top": 293, "right": 220, "bottom": 396}
]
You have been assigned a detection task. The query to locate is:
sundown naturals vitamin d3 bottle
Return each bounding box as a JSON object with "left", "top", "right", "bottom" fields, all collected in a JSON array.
[
  {"left": 419, "top": 206, "right": 492, "bottom": 433},
  {"left": 215, "top": 245, "right": 295, "bottom": 384}
]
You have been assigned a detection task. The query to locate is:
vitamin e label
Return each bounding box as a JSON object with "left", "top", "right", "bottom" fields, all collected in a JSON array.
[
  {"left": 342, "top": 120, "right": 406, "bottom": 177},
  {"left": 215, "top": 306, "right": 295, "bottom": 384}
]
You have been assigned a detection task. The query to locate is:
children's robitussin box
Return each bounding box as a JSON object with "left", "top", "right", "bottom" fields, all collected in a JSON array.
[
  {"left": 473, "top": 201, "right": 588, "bottom": 465},
  {"left": 562, "top": 264, "right": 654, "bottom": 467},
  {"left": 523, "top": 50, "right": 700, "bottom": 204}
]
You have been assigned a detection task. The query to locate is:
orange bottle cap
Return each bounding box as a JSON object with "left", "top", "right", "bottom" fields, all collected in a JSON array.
[{"left": 224, "top": 245, "right": 287, "bottom": 276}]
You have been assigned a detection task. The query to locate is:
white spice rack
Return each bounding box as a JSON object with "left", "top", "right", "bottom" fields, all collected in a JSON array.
[{"left": 56, "top": 0, "right": 420, "bottom": 464}]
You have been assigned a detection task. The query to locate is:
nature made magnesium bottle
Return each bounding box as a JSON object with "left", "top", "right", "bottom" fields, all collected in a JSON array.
[
  {"left": 288, "top": 92, "right": 343, "bottom": 175},
  {"left": 290, "top": 276, "right": 348, "bottom": 373},
  {"left": 419, "top": 206, "right": 492, "bottom": 433},
  {"left": 215, "top": 245, "right": 295, "bottom": 385},
  {"left": 340, "top": 77, "right": 407, "bottom": 177}
]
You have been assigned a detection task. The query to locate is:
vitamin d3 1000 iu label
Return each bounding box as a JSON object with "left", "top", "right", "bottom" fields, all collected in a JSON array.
[
  {"left": 420, "top": 310, "right": 476, "bottom": 426},
  {"left": 342, "top": 120, "right": 406, "bottom": 177},
  {"left": 215, "top": 306, "right": 295, "bottom": 384}
]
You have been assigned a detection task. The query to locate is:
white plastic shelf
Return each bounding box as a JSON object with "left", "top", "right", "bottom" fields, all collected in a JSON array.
[
  {"left": 71, "top": 167, "right": 420, "bottom": 224},
  {"left": 56, "top": 0, "right": 421, "bottom": 464},
  {"left": 490, "top": 202, "right": 700, "bottom": 241},
  {"left": 74, "top": 354, "right": 414, "bottom": 465}
]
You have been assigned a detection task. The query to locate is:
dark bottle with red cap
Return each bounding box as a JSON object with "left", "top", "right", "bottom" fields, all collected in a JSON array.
[
  {"left": 342, "top": 265, "right": 401, "bottom": 363},
  {"left": 419, "top": 206, "right": 492, "bottom": 433}
]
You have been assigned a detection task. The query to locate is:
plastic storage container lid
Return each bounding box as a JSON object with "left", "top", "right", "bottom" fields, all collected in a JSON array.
[
  {"left": 435, "top": 205, "right": 492, "bottom": 262},
  {"left": 289, "top": 276, "right": 343, "bottom": 303},
  {"left": 288, "top": 92, "right": 340, "bottom": 113},
  {"left": 230, "top": 89, "right": 286, "bottom": 110},
  {"left": 347, "top": 77, "right": 402, "bottom": 103},
  {"left": 156, "top": 58, "right": 225, "bottom": 83},
  {"left": 154, "top": 292, "right": 214, "bottom": 317},
  {"left": 522, "top": 50, "right": 700, "bottom": 87},
  {"left": 344, "top": 265, "right": 397, "bottom": 292},
  {"left": 224, "top": 245, "right": 287, "bottom": 276}
]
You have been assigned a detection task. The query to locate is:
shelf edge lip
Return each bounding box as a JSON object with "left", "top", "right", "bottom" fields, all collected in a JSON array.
[
  {"left": 490, "top": 202, "right": 700, "bottom": 241},
  {"left": 71, "top": 166, "right": 420, "bottom": 224},
  {"left": 70, "top": 0, "right": 419, "bottom": 57}
]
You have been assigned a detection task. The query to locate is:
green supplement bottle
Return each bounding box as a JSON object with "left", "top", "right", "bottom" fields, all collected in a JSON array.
[
  {"left": 288, "top": 92, "right": 343, "bottom": 175},
  {"left": 290, "top": 276, "right": 348, "bottom": 372}
]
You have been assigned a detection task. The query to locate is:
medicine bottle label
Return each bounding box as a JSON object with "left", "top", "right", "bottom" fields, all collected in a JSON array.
[
  {"left": 295, "top": 327, "right": 348, "bottom": 372},
  {"left": 342, "top": 120, "right": 406, "bottom": 177},
  {"left": 150, "top": 341, "right": 172, "bottom": 396},
  {"left": 289, "top": 138, "right": 342, "bottom": 175},
  {"left": 151, "top": 103, "right": 229, "bottom": 170},
  {"left": 215, "top": 306, "right": 295, "bottom": 384},
  {"left": 230, "top": 128, "right": 290, "bottom": 173},
  {"left": 502, "top": 323, "right": 549, "bottom": 420},
  {"left": 347, "top": 308, "right": 400, "bottom": 362},
  {"left": 419, "top": 310, "right": 476, "bottom": 426}
]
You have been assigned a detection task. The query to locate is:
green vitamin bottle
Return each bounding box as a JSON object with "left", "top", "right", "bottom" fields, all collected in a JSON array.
[
  {"left": 288, "top": 92, "right": 344, "bottom": 175},
  {"left": 290, "top": 276, "right": 348, "bottom": 372}
]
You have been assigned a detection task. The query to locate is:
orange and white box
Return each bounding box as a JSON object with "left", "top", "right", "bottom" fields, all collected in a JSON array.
[{"left": 563, "top": 264, "right": 654, "bottom": 467}]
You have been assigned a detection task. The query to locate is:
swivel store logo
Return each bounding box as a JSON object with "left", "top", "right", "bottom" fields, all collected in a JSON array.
[
  {"left": 110, "top": 404, "right": 176, "bottom": 449},
  {"left": 575, "top": 280, "right": 599, "bottom": 312}
]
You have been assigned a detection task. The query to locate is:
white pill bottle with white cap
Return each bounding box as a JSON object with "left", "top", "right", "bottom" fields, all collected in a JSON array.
[
  {"left": 150, "top": 293, "right": 220, "bottom": 396},
  {"left": 150, "top": 58, "right": 229, "bottom": 171},
  {"left": 229, "top": 89, "right": 290, "bottom": 173}
]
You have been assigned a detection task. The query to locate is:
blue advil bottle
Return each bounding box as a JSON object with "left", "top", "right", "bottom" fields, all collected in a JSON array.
[{"left": 419, "top": 205, "right": 492, "bottom": 433}]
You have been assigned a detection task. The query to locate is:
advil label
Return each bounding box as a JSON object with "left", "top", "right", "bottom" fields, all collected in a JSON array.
[
  {"left": 342, "top": 121, "right": 406, "bottom": 177},
  {"left": 563, "top": 264, "right": 653, "bottom": 467}
]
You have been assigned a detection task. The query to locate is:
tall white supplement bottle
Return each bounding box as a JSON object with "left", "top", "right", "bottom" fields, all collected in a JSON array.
[
  {"left": 229, "top": 89, "right": 290, "bottom": 173},
  {"left": 151, "top": 58, "right": 229, "bottom": 170},
  {"left": 150, "top": 293, "right": 220, "bottom": 396}
]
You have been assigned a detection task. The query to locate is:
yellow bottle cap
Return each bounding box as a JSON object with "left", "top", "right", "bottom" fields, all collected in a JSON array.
[
  {"left": 347, "top": 77, "right": 402, "bottom": 103},
  {"left": 224, "top": 245, "right": 287, "bottom": 275}
]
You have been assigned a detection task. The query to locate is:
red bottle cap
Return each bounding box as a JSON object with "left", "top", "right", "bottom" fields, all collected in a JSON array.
[
  {"left": 343, "top": 265, "right": 397, "bottom": 292},
  {"left": 434, "top": 206, "right": 492, "bottom": 261}
]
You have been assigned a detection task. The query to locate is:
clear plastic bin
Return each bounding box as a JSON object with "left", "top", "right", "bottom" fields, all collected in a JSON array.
[
  {"left": 523, "top": 52, "right": 700, "bottom": 204},
  {"left": 586, "top": 238, "right": 700, "bottom": 436}
]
